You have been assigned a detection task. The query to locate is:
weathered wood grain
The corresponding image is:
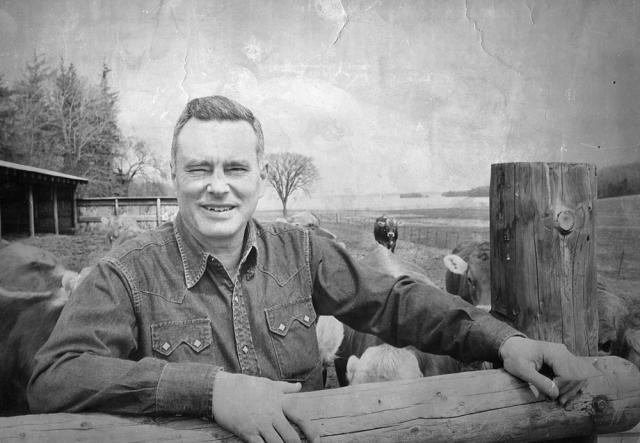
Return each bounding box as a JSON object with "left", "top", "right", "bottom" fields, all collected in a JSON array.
[
  {"left": 490, "top": 162, "right": 598, "bottom": 356},
  {"left": 0, "top": 356, "right": 638, "bottom": 442}
]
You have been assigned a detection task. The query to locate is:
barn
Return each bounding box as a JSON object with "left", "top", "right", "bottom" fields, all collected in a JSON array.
[{"left": 0, "top": 160, "right": 88, "bottom": 237}]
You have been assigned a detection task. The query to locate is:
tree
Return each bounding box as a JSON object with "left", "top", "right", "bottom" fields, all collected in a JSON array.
[
  {"left": 49, "top": 60, "right": 122, "bottom": 196},
  {"left": 266, "top": 152, "right": 318, "bottom": 217},
  {"left": 112, "top": 136, "right": 165, "bottom": 196},
  {"left": 0, "top": 73, "right": 14, "bottom": 160},
  {"left": 8, "top": 52, "right": 55, "bottom": 167}
]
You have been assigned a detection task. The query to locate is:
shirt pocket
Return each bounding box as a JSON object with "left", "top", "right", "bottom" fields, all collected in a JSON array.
[
  {"left": 265, "top": 298, "right": 319, "bottom": 382},
  {"left": 151, "top": 318, "right": 213, "bottom": 362}
]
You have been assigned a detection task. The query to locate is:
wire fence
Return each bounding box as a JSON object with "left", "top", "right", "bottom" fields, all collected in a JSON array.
[{"left": 318, "top": 211, "right": 489, "bottom": 251}]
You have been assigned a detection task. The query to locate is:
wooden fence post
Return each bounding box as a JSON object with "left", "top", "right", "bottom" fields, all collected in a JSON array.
[
  {"left": 52, "top": 186, "right": 59, "bottom": 235},
  {"left": 28, "top": 184, "right": 34, "bottom": 237},
  {"left": 490, "top": 162, "right": 597, "bottom": 356}
]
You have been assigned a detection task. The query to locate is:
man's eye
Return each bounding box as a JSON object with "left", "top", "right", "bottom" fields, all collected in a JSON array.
[
  {"left": 227, "top": 166, "right": 248, "bottom": 173},
  {"left": 186, "top": 167, "right": 209, "bottom": 174}
]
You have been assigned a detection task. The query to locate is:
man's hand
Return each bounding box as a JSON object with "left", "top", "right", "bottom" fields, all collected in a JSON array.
[
  {"left": 499, "top": 336, "right": 600, "bottom": 407},
  {"left": 212, "top": 371, "right": 320, "bottom": 443}
]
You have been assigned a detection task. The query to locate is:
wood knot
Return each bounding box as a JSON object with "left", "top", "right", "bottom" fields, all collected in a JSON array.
[
  {"left": 592, "top": 395, "right": 609, "bottom": 413},
  {"left": 555, "top": 210, "right": 575, "bottom": 235}
]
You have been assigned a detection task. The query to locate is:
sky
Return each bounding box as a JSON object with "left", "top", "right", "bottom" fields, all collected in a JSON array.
[{"left": 1, "top": 0, "right": 639, "bottom": 195}]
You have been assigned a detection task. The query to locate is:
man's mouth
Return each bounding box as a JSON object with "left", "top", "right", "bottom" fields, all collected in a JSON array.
[{"left": 203, "top": 205, "right": 235, "bottom": 213}]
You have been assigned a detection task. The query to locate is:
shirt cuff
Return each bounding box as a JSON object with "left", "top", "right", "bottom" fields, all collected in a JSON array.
[
  {"left": 156, "top": 362, "right": 220, "bottom": 417},
  {"left": 467, "top": 314, "right": 526, "bottom": 363}
]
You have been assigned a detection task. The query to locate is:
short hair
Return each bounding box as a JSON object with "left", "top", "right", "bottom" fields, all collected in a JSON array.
[{"left": 171, "top": 95, "right": 265, "bottom": 168}]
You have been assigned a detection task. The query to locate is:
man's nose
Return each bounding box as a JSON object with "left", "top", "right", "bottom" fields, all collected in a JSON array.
[{"left": 205, "top": 171, "right": 229, "bottom": 194}]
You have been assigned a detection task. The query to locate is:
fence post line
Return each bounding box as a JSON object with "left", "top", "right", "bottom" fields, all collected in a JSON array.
[
  {"left": 156, "top": 198, "right": 161, "bottom": 227},
  {"left": 114, "top": 198, "right": 119, "bottom": 215}
]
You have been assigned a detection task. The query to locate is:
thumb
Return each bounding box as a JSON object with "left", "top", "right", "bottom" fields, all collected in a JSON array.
[
  {"left": 525, "top": 370, "right": 559, "bottom": 399},
  {"left": 278, "top": 381, "right": 302, "bottom": 394}
]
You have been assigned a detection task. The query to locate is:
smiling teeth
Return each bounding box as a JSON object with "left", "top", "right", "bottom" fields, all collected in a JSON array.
[{"left": 206, "top": 207, "right": 233, "bottom": 212}]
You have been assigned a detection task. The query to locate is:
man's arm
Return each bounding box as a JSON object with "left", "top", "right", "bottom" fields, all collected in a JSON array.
[{"left": 27, "top": 262, "right": 217, "bottom": 417}]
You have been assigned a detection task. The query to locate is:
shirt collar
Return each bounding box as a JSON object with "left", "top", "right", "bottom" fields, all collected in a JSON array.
[{"left": 173, "top": 213, "right": 258, "bottom": 289}]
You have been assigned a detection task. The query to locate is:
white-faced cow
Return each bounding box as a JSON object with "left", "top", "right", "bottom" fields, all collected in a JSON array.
[
  {"left": 373, "top": 215, "right": 399, "bottom": 252},
  {"left": 444, "top": 241, "right": 640, "bottom": 368},
  {"left": 443, "top": 241, "right": 491, "bottom": 311},
  {"left": 329, "top": 244, "right": 487, "bottom": 386}
]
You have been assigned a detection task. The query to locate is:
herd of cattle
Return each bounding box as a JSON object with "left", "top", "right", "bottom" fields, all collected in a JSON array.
[{"left": 1, "top": 213, "right": 639, "bottom": 415}]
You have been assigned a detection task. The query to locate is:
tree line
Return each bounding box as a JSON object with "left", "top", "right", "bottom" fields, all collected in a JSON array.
[{"left": 0, "top": 53, "right": 165, "bottom": 197}]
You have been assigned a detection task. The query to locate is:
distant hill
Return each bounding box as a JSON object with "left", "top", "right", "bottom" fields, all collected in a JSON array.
[{"left": 441, "top": 185, "right": 490, "bottom": 197}]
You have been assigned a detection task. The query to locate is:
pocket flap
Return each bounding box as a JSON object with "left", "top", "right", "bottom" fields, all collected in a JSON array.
[
  {"left": 151, "top": 318, "right": 213, "bottom": 356},
  {"left": 265, "top": 299, "right": 317, "bottom": 337}
]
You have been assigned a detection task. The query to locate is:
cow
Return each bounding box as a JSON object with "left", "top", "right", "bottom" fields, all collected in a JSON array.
[
  {"left": 443, "top": 240, "right": 491, "bottom": 311},
  {"left": 444, "top": 241, "right": 640, "bottom": 368},
  {"left": 373, "top": 215, "right": 399, "bottom": 252},
  {"left": 0, "top": 242, "right": 79, "bottom": 413},
  {"left": 330, "top": 244, "right": 487, "bottom": 387},
  {"left": 597, "top": 282, "right": 640, "bottom": 368},
  {"left": 346, "top": 344, "right": 422, "bottom": 385},
  {"left": 286, "top": 211, "right": 339, "bottom": 241},
  {"left": 100, "top": 213, "right": 143, "bottom": 248}
]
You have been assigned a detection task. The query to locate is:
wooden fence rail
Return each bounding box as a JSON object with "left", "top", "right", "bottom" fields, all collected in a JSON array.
[{"left": 1, "top": 356, "right": 638, "bottom": 442}]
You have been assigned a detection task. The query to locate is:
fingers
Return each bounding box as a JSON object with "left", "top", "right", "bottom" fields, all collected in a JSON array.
[
  {"left": 285, "top": 407, "right": 320, "bottom": 443},
  {"left": 524, "top": 369, "right": 559, "bottom": 399},
  {"left": 272, "top": 418, "right": 302, "bottom": 443},
  {"left": 556, "top": 378, "right": 587, "bottom": 408}
]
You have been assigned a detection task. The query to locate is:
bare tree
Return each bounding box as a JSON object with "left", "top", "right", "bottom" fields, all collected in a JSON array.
[
  {"left": 266, "top": 152, "right": 318, "bottom": 217},
  {"left": 112, "top": 136, "right": 165, "bottom": 196}
]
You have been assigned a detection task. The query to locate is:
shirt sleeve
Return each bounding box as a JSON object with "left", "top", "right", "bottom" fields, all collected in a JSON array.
[
  {"left": 27, "top": 261, "right": 220, "bottom": 418},
  {"left": 309, "top": 236, "right": 524, "bottom": 364}
]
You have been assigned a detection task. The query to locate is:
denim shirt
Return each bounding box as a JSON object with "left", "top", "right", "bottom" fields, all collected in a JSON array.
[{"left": 28, "top": 214, "right": 520, "bottom": 419}]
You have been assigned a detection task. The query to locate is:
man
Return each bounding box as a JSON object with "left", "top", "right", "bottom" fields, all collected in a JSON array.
[{"left": 29, "top": 95, "right": 595, "bottom": 443}]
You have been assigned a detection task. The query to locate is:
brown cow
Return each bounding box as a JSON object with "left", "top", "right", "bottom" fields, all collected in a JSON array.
[
  {"left": 0, "top": 242, "right": 76, "bottom": 413},
  {"left": 444, "top": 242, "right": 640, "bottom": 368}
]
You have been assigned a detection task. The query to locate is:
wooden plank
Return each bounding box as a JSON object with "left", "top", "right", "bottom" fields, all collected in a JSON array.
[{"left": 1, "top": 356, "right": 638, "bottom": 443}]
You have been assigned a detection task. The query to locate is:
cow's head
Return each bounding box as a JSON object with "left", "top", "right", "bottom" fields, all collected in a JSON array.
[
  {"left": 443, "top": 241, "right": 491, "bottom": 310},
  {"left": 597, "top": 283, "right": 629, "bottom": 358},
  {"left": 374, "top": 215, "right": 399, "bottom": 252}
]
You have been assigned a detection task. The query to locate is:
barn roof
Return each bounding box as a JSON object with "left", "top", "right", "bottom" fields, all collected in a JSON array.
[{"left": 0, "top": 160, "right": 89, "bottom": 185}]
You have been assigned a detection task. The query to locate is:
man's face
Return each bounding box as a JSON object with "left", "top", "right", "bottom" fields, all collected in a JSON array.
[{"left": 172, "top": 118, "right": 266, "bottom": 247}]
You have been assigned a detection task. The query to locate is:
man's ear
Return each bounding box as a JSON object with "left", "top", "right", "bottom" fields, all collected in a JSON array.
[
  {"left": 170, "top": 162, "right": 176, "bottom": 182},
  {"left": 260, "top": 161, "right": 269, "bottom": 180}
]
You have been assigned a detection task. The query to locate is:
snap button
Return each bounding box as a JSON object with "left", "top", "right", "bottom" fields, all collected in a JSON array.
[
  {"left": 193, "top": 339, "right": 202, "bottom": 348},
  {"left": 278, "top": 323, "right": 286, "bottom": 331},
  {"left": 162, "top": 342, "right": 171, "bottom": 351},
  {"left": 242, "top": 345, "right": 249, "bottom": 354},
  {"left": 303, "top": 315, "right": 310, "bottom": 322}
]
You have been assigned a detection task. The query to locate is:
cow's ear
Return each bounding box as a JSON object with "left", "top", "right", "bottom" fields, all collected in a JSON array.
[{"left": 444, "top": 254, "right": 468, "bottom": 275}]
